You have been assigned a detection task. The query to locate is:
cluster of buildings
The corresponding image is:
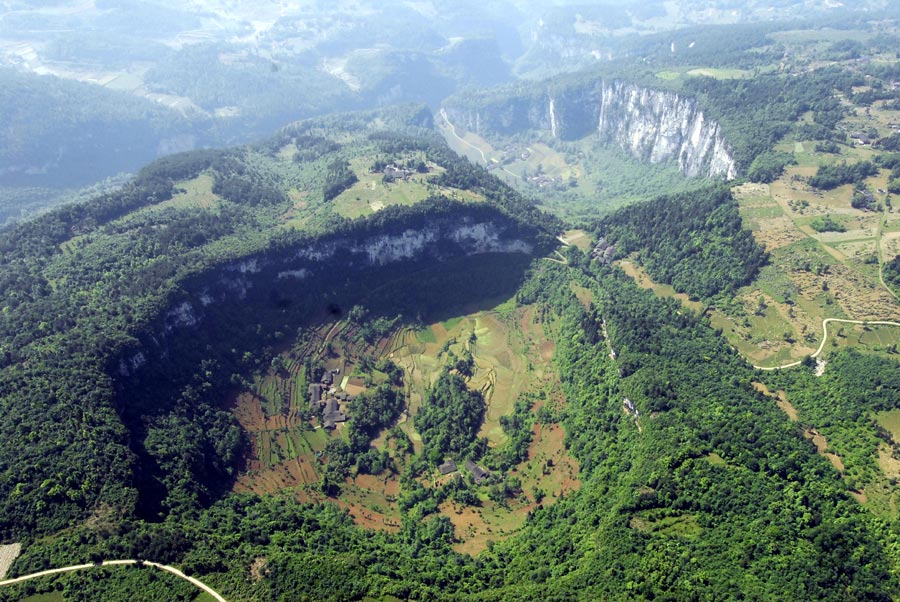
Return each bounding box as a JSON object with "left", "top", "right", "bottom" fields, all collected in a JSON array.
[
  {"left": 591, "top": 236, "right": 616, "bottom": 264},
  {"left": 373, "top": 161, "right": 429, "bottom": 183},
  {"left": 438, "top": 458, "right": 491, "bottom": 484},
  {"left": 526, "top": 173, "right": 567, "bottom": 190},
  {"left": 308, "top": 369, "right": 352, "bottom": 430}
]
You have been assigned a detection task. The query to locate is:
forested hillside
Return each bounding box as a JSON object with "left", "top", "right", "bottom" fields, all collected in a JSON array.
[
  {"left": 3, "top": 215, "right": 897, "bottom": 600},
  {"left": 596, "top": 185, "right": 768, "bottom": 300}
]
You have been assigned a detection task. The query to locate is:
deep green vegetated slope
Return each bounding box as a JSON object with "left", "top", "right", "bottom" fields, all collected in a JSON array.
[
  {"left": 473, "top": 259, "right": 898, "bottom": 600},
  {"left": 8, "top": 255, "right": 898, "bottom": 601},
  {"left": 768, "top": 350, "right": 900, "bottom": 492},
  {"left": 2, "top": 104, "right": 900, "bottom": 601},
  {"left": 884, "top": 255, "right": 900, "bottom": 296},
  {"left": 596, "top": 185, "right": 768, "bottom": 300}
]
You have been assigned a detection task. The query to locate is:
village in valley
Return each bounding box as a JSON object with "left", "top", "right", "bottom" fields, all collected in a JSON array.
[{"left": 227, "top": 299, "right": 580, "bottom": 552}]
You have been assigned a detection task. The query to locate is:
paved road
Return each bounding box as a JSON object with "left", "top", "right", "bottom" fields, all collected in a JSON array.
[
  {"left": 754, "top": 318, "right": 900, "bottom": 371},
  {"left": 0, "top": 559, "right": 227, "bottom": 601}
]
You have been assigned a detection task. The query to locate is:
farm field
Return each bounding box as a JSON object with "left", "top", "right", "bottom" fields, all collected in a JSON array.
[{"left": 226, "top": 299, "right": 579, "bottom": 551}]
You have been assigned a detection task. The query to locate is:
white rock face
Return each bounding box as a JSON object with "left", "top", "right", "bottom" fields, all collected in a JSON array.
[
  {"left": 277, "top": 268, "right": 310, "bottom": 280},
  {"left": 118, "top": 351, "right": 147, "bottom": 376},
  {"left": 165, "top": 301, "right": 198, "bottom": 331},
  {"left": 450, "top": 223, "right": 532, "bottom": 254},
  {"left": 288, "top": 220, "right": 530, "bottom": 269},
  {"left": 446, "top": 79, "right": 737, "bottom": 179},
  {"left": 594, "top": 81, "right": 736, "bottom": 179},
  {"left": 120, "top": 217, "right": 531, "bottom": 378},
  {"left": 354, "top": 229, "right": 439, "bottom": 266}
]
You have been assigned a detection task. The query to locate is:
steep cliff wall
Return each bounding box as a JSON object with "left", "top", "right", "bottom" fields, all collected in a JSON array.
[
  {"left": 444, "top": 80, "right": 737, "bottom": 179},
  {"left": 116, "top": 207, "right": 536, "bottom": 377}
]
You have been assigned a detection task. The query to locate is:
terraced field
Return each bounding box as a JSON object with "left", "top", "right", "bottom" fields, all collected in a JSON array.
[{"left": 226, "top": 298, "right": 579, "bottom": 551}]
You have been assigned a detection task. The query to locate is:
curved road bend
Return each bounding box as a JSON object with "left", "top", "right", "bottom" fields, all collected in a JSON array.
[
  {"left": 754, "top": 318, "right": 900, "bottom": 371},
  {"left": 439, "top": 110, "right": 522, "bottom": 180},
  {"left": 0, "top": 559, "right": 227, "bottom": 602}
]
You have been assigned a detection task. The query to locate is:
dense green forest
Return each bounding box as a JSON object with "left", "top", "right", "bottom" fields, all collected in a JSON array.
[
  {"left": 595, "top": 185, "right": 768, "bottom": 300},
  {"left": 886, "top": 255, "right": 900, "bottom": 295}
]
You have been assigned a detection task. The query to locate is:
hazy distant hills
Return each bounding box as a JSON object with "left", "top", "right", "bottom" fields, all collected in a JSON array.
[{"left": 2, "top": 0, "right": 895, "bottom": 190}]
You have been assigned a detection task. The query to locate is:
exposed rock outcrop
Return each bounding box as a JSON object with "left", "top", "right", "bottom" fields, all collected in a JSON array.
[{"left": 444, "top": 80, "right": 736, "bottom": 179}]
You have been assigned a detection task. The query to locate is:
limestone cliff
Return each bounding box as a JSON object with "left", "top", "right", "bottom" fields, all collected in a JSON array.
[
  {"left": 444, "top": 80, "right": 736, "bottom": 179},
  {"left": 116, "top": 207, "right": 535, "bottom": 377}
]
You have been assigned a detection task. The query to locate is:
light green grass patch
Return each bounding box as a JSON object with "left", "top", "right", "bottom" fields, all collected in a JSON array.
[
  {"left": 876, "top": 409, "right": 900, "bottom": 441},
  {"left": 146, "top": 173, "right": 221, "bottom": 213},
  {"left": 656, "top": 70, "right": 682, "bottom": 80},
  {"left": 687, "top": 67, "right": 751, "bottom": 79},
  {"left": 706, "top": 453, "right": 727, "bottom": 466},
  {"left": 331, "top": 156, "right": 434, "bottom": 219},
  {"left": 416, "top": 327, "right": 437, "bottom": 344},
  {"left": 630, "top": 511, "right": 702, "bottom": 538}
]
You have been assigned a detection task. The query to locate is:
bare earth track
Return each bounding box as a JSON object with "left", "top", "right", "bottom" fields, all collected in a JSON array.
[{"left": 754, "top": 318, "right": 900, "bottom": 370}]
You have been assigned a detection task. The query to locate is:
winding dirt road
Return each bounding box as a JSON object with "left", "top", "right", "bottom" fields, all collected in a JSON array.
[
  {"left": 439, "top": 110, "right": 522, "bottom": 180},
  {"left": 0, "top": 559, "right": 227, "bottom": 601},
  {"left": 754, "top": 318, "right": 900, "bottom": 371}
]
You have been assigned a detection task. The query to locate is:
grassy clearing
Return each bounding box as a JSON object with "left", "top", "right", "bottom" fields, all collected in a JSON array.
[
  {"left": 330, "top": 156, "right": 435, "bottom": 218},
  {"left": 686, "top": 67, "right": 752, "bottom": 79},
  {"left": 876, "top": 409, "right": 900, "bottom": 440},
  {"left": 560, "top": 229, "right": 592, "bottom": 251},
  {"left": 569, "top": 281, "right": 594, "bottom": 309},
  {"left": 705, "top": 453, "right": 727, "bottom": 466},
  {"left": 618, "top": 260, "right": 705, "bottom": 314},
  {"left": 22, "top": 594, "right": 64, "bottom": 602},
  {"left": 145, "top": 173, "right": 221, "bottom": 213},
  {"left": 630, "top": 511, "right": 701, "bottom": 538}
]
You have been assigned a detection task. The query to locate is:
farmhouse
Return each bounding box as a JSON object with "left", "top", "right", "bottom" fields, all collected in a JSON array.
[
  {"left": 308, "top": 383, "right": 323, "bottom": 408},
  {"left": 322, "top": 397, "right": 347, "bottom": 430},
  {"left": 439, "top": 459, "right": 458, "bottom": 475},
  {"left": 465, "top": 459, "right": 490, "bottom": 484}
]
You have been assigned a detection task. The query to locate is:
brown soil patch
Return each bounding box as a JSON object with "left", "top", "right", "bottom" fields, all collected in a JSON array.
[
  {"left": 440, "top": 501, "right": 524, "bottom": 556},
  {"left": 249, "top": 557, "right": 267, "bottom": 582},
  {"left": 539, "top": 340, "right": 554, "bottom": 362},
  {"left": 752, "top": 218, "right": 809, "bottom": 251},
  {"left": 336, "top": 499, "right": 401, "bottom": 533},
  {"left": 521, "top": 423, "right": 581, "bottom": 497},
  {"left": 752, "top": 382, "right": 799, "bottom": 421},
  {"left": 851, "top": 489, "right": 868, "bottom": 504},
  {"left": 807, "top": 428, "right": 845, "bottom": 472},
  {"left": 235, "top": 454, "right": 321, "bottom": 495}
]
